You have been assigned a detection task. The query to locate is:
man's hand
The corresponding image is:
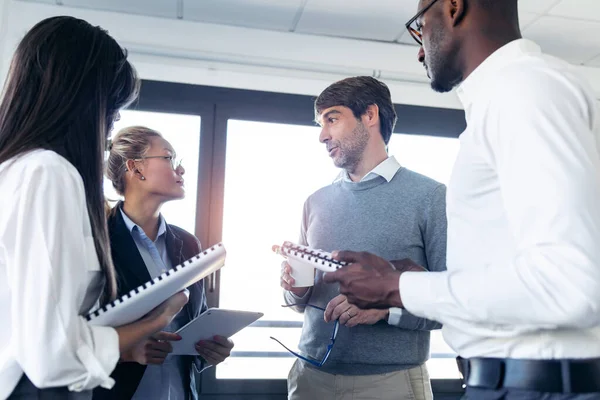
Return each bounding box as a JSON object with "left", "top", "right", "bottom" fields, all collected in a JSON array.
[
  {"left": 280, "top": 261, "right": 310, "bottom": 297},
  {"left": 120, "top": 331, "right": 181, "bottom": 365},
  {"left": 195, "top": 336, "right": 234, "bottom": 366},
  {"left": 323, "top": 251, "right": 427, "bottom": 309},
  {"left": 324, "top": 294, "right": 388, "bottom": 327}
]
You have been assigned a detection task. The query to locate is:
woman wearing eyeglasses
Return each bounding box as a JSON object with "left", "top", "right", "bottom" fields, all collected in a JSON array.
[{"left": 93, "top": 126, "right": 234, "bottom": 400}]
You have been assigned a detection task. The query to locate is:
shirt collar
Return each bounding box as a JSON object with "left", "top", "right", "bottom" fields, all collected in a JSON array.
[
  {"left": 119, "top": 207, "right": 167, "bottom": 239},
  {"left": 456, "top": 39, "right": 542, "bottom": 110},
  {"left": 336, "top": 155, "right": 401, "bottom": 183}
]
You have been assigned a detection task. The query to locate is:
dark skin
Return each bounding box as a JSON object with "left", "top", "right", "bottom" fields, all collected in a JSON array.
[
  {"left": 323, "top": 254, "right": 427, "bottom": 310},
  {"left": 416, "top": 0, "right": 522, "bottom": 93},
  {"left": 323, "top": 0, "right": 523, "bottom": 309}
]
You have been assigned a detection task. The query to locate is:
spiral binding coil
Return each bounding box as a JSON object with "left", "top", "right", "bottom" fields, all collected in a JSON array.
[
  {"left": 86, "top": 243, "right": 224, "bottom": 321},
  {"left": 281, "top": 241, "right": 346, "bottom": 270}
]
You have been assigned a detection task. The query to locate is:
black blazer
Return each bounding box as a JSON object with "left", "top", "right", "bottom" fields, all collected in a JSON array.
[{"left": 93, "top": 204, "right": 207, "bottom": 400}]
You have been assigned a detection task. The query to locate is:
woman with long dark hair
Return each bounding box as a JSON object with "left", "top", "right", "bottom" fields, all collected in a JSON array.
[{"left": 0, "top": 16, "right": 188, "bottom": 398}]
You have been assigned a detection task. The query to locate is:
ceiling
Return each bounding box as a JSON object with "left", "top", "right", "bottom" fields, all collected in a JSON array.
[{"left": 17, "top": 0, "right": 600, "bottom": 67}]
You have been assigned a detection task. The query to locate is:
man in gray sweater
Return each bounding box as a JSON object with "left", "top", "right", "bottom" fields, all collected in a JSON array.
[{"left": 280, "top": 76, "right": 447, "bottom": 400}]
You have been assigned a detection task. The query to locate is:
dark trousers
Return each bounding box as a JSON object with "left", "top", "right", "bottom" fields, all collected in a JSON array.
[
  {"left": 464, "top": 387, "right": 600, "bottom": 400},
  {"left": 8, "top": 375, "right": 92, "bottom": 400}
]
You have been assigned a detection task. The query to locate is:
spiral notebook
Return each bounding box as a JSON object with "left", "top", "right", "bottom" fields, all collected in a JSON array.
[
  {"left": 86, "top": 243, "right": 226, "bottom": 327},
  {"left": 274, "top": 241, "right": 347, "bottom": 272}
]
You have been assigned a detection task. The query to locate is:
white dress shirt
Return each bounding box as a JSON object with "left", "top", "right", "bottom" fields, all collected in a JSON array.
[
  {"left": 337, "top": 156, "right": 407, "bottom": 325},
  {"left": 0, "top": 150, "right": 119, "bottom": 397},
  {"left": 400, "top": 39, "right": 600, "bottom": 359},
  {"left": 336, "top": 155, "right": 401, "bottom": 184},
  {"left": 120, "top": 209, "right": 171, "bottom": 276}
]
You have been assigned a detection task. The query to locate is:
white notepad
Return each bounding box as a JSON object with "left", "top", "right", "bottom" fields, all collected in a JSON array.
[
  {"left": 171, "top": 308, "right": 263, "bottom": 355},
  {"left": 86, "top": 243, "right": 226, "bottom": 327},
  {"left": 276, "top": 241, "right": 347, "bottom": 273}
]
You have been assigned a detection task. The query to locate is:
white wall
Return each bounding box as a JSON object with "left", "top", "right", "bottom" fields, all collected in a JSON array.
[
  {"left": 2, "top": 0, "right": 600, "bottom": 111},
  {"left": 0, "top": 0, "right": 461, "bottom": 109}
]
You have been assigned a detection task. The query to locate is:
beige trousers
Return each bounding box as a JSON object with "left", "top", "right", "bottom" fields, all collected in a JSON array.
[{"left": 287, "top": 360, "right": 433, "bottom": 400}]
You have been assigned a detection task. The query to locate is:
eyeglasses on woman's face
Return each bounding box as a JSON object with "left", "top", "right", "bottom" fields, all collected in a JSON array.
[{"left": 134, "top": 155, "right": 183, "bottom": 170}]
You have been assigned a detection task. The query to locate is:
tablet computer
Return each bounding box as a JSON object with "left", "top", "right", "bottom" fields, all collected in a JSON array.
[{"left": 171, "top": 308, "right": 263, "bottom": 355}]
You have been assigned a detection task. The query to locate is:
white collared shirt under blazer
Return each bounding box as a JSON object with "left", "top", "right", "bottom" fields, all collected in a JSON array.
[
  {"left": 400, "top": 39, "right": 600, "bottom": 359},
  {"left": 0, "top": 150, "right": 119, "bottom": 397}
]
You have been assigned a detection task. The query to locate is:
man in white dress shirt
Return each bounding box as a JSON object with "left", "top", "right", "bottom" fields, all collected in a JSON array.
[{"left": 323, "top": 0, "right": 600, "bottom": 399}]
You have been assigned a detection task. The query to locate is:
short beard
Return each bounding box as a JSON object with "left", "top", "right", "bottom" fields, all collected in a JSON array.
[
  {"left": 427, "top": 26, "right": 463, "bottom": 93},
  {"left": 333, "top": 121, "right": 369, "bottom": 172}
]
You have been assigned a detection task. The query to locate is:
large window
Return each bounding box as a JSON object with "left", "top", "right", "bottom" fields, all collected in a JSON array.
[
  {"left": 387, "top": 133, "right": 460, "bottom": 185},
  {"left": 126, "top": 80, "right": 467, "bottom": 397},
  {"left": 219, "top": 120, "right": 332, "bottom": 379},
  {"left": 218, "top": 120, "right": 460, "bottom": 380},
  {"left": 104, "top": 110, "right": 201, "bottom": 233}
]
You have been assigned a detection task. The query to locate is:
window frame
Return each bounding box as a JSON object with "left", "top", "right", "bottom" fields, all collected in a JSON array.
[{"left": 131, "top": 80, "right": 466, "bottom": 396}]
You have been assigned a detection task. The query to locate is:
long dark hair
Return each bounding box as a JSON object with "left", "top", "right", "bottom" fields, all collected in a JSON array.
[{"left": 0, "top": 16, "right": 140, "bottom": 303}]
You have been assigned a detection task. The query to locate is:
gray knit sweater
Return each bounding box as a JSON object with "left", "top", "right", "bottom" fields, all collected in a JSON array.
[{"left": 284, "top": 167, "right": 447, "bottom": 375}]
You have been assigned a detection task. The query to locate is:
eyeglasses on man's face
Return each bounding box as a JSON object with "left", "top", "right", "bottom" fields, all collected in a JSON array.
[
  {"left": 405, "top": 0, "right": 441, "bottom": 46},
  {"left": 135, "top": 155, "right": 183, "bottom": 170},
  {"left": 270, "top": 303, "right": 339, "bottom": 368}
]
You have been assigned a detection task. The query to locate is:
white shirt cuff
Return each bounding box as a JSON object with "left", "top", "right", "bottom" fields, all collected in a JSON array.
[
  {"left": 69, "top": 325, "right": 119, "bottom": 391},
  {"left": 387, "top": 308, "right": 403, "bottom": 326},
  {"left": 400, "top": 271, "right": 448, "bottom": 322}
]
